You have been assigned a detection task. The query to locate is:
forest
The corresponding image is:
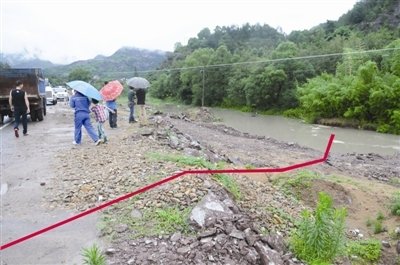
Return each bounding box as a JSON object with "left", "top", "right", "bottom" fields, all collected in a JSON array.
[{"left": 148, "top": 0, "right": 400, "bottom": 134}]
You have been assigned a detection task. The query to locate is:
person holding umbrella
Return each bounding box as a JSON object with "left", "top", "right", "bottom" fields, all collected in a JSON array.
[
  {"left": 127, "top": 86, "right": 137, "bottom": 123},
  {"left": 69, "top": 90, "right": 102, "bottom": 146},
  {"left": 103, "top": 81, "right": 118, "bottom": 128},
  {"left": 127, "top": 77, "right": 150, "bottom": 126}
]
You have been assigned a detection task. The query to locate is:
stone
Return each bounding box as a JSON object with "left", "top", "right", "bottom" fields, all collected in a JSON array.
[
  {"left": 254, "top": 241, "right": 284, "bottom": 265},
  {"left": 170, "top": 232, "right": 181, "bottom": 242},
  {"left": 189, "top": 192, "right": 233, "bottom": 228}
]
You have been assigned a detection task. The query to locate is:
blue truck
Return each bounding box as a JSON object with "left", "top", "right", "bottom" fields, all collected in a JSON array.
[{"left": 0, "top": 68, "right": 47, "bottom": 123}]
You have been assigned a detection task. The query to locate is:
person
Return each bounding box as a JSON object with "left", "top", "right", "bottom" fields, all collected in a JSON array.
[
  {"left": 91, "top": 99, "right": 108, "bottom": 143},
  {"left": 69, "top": 90, "right": 102, "bottom": 146},
  {"left": 136, "top": 88, "right": 147, "bottom": 126},
  {"left": 127, "top": 86, "right": 137, "bottom": 123},
  {"left": 9, "top": 80, "right": 30, "bottom": 137},
  {"left": 104, "top": 81, "right": 118, "bottom": 128}
]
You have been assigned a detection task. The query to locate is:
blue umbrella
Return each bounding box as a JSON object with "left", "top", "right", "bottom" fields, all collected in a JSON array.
[{"left": 66, "top": 80, "right": 102, "bottom": 101}]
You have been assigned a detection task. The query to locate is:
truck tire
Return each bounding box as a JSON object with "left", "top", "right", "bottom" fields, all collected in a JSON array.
[
  {"left": 30, "top": 111, "right": 37, "bottom": 122},
  {"left": 43, "top": 98, "right": 47, "bottom": 116},
  {"left": 37, "top": 108, "right": 44, "bottom": 121}
]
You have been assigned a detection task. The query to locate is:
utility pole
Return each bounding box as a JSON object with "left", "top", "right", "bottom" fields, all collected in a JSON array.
[{"left": 201, "top": 68, "right": 205, "bottom": 107}]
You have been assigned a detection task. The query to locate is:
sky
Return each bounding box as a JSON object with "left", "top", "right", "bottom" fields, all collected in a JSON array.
[{"left": 1, "top": 0, "right": 359, "bottom": 65}]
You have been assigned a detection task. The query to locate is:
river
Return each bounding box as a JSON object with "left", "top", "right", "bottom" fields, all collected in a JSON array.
[{"left": 158, "top": 104, "right": 400, "bottom": 156}]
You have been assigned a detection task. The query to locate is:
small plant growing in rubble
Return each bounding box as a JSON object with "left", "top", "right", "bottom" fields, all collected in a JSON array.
[
  {"left": 81, "top": 244, "right": 106, "bottom": 265},
  {"left": 346, "top": 239, "right": 382, "bottom": 263},
  {"left": 290, "top": 192, "right": 347, "bottom": 264},
  {"left": 390, "top": 191, "right": 400, "bottom": 216}
]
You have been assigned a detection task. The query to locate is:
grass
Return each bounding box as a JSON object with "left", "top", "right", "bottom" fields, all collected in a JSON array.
[
  {"left": 365, "top": 212, "right": 385, "bottom": 234},
  {"left": 128, "top": 206, "right": 191, "bottom": 238},
  {"left": 273, "top": 170, "right": 320, "bottom": 199},
  {"left": 346, "top": 239, "right": 382, "bottom": 264},
  {"left": 147, "top": 152, "right": 241, "bottom": 199},
  {"left": 81, "top": 244, "right": 106, "bottom": 265}
]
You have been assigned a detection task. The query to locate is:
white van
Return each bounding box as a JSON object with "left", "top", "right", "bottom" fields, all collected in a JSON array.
[
  {"left": 53, "top": 86, "right": 69, "bottom": 102},
  {"left": 45, "top": 86, "right": 57, "bottom": 105}
]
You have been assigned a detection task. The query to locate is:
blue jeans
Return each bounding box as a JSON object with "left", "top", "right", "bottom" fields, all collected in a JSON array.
[
  {"left": 129, "top": 103, "right": 135, "bottom": 122},
  {"left": 96, "top": 122, "right": 107, "bottom": 142},
  {"left": 74, "top": 111, "right": 99, "bottom": 144},
  {"left": 14, "top": 108, "right": 28, "bottom": 134}
]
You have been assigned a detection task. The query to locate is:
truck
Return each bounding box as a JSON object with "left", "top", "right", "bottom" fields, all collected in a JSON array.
[{"left": 0, "top": 68, "right": 47, "bottom": 123}]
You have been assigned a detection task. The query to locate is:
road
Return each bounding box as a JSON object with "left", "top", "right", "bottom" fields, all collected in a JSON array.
[{"left": 0, "top": 104, "right": 100, "bottom": 265}]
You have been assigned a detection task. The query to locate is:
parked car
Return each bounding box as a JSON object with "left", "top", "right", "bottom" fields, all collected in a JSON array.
[
  {"left": 45, "top": 86, "right": 57, "bottom": 105},
  {"left": 53, "top": 86, "right": 69, "bottom": 102}
]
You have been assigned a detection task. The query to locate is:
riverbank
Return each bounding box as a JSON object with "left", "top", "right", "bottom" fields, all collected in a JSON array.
[
  {"left": 47, "top": 104, "right": 400, "bottom": 264},
  {"left": 1, "top": 103, "right": 399, "bottom": 264}
]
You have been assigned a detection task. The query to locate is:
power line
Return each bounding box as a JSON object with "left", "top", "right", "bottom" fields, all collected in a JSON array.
[{"left": 103, "top": 47, "right": 400, "bottom": 77}]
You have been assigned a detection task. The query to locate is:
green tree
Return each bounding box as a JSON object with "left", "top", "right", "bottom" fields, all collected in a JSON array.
[{"left": 68, "top": 68, "right": 92, "bottom": 82}]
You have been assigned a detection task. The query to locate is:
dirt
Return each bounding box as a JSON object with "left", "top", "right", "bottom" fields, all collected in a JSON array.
[{"left": 0, "top": 103, "right": 399, "bottom": 265}]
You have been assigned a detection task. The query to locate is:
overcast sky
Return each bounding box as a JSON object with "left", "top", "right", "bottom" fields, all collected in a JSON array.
[{"left": 2, "top": 0, "right": 358, "bottom": 64}]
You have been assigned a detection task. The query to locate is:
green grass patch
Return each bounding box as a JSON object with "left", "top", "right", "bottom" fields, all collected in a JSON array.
[
  {"left": 101, "top": 203, "right": 191, "bottom": 239},
  {"left": 147, "top": 152, "right": 241, "bottom": 199},
  {"left": 273, "top": 170, "right": 320, "bottom": 199},
  {"left": 213, "top": 174, "right": 241, "bottom": 200},
  {"left": 290, "top": 192, "right": 347, "bottom": 264},
  {"left": 128, "top": 206, "right": 191, "bottom": 238},
  {"left": 346, "top": 239, "right": 381, "bottom": 263}
]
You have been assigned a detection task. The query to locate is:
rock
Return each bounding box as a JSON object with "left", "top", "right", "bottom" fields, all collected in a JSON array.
[
  {"left": 254, "top": 241, "right": 284, "bottom": 265},
  {"left": 264, "top": 234, "right": 287, "bottom": 253},
  {"left": 170, "top": 232, "right": 181, "bottom": 242},
  {"left": 229, "top": 229, "right": 245, "bottom": 240},
  {"left": 381, "top": 240, "right": 391, "bottom": 248},
  {"left": 397, "top": 241, "right": 400, "bottom": 254},
  {"left": 198, "top": 228, "right": 217, "bottom": 239},
  {"left": 131, "top": 209, "right": 143, "bottom": 219},
  {"left": 189, "top": 191, "right": 233, "bottom": 228},
  {"left": 105, "top": 248, "right": 117, "bottom": 255},
  {"left": 177, "top": 246, "right": 191, "bottom": 254}
]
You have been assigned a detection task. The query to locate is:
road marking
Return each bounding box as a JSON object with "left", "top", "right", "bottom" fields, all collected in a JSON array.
[{"left": 0, "top": 119, "right": 13, "bottom": 130}]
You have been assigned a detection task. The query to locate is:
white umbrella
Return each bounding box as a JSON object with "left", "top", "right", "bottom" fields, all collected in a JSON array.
[{"left": 127, "top": 77, "right": 150, "bottom": 90}]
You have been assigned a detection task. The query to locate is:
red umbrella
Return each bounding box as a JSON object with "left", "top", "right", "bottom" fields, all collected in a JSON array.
[{"left": 100, "top": 80, "right": 124, "bottom": 101}]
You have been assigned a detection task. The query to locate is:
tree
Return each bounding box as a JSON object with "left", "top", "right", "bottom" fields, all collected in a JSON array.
[{"left": 68, "top": 68, "right": 92, "bottom": 82}]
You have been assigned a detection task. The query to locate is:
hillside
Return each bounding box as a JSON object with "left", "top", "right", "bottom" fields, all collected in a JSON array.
[
  {"left": 0, "top": 53, "right": 57, "bottom": 69},
  {"left": 44, "top": 47, "right": 166, "bottom": 80}
]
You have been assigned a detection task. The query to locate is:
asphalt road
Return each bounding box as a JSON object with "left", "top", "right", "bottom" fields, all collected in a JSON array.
[{"left": 0, "top": 104, "right": 101, "bottom": 265}]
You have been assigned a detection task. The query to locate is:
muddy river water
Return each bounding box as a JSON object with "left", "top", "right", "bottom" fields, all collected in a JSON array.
[{"left": 159, "top": 104, "right": 400, "bottom": 156}]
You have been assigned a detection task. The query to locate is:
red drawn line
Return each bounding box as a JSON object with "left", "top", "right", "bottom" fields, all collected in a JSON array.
[{"left": 0, "top": 134, "right": 335, "bottom": 250}]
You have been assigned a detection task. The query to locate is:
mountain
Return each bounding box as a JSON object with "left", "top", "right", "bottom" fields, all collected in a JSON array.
[
  {"left": 0, "top": 53, "right": 57, "bottom": 69},
  {"left": 44, "top": 47, "right": 167, "bottom": 79}
]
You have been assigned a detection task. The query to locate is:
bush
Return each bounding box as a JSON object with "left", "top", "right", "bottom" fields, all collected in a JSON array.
[
  {"left": 81, "top": 244, "right": 106, "bottom": 265},
  {"left": 390, "top": 191, "right": 400, "bottom": 216},
  {"left": 290, "top": 192, "right": 347, "bottom": 264},
  {"left": 347, "top": 239, "right": 381, "bottom": 262}
]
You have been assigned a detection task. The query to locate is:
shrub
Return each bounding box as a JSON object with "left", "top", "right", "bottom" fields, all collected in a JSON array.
[
  {"left": 390, "top": 191, "right": 400, "bottom": 216},
  {"left": 290, "top": 192, "right": 347, "bottom": 264},
  {"left": 81, "top": 244, "right": 106, "bottom": 265},
  {"left": 347, "top": 239, "right": 381, "bottom": 262}
]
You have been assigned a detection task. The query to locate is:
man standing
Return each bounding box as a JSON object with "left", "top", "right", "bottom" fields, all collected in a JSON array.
[
  {"left": 9, "top": 80, "right": 30, "bottom": 137},
  {"left": 127, "top": 86, "right": 137, "bottom": 123}
]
